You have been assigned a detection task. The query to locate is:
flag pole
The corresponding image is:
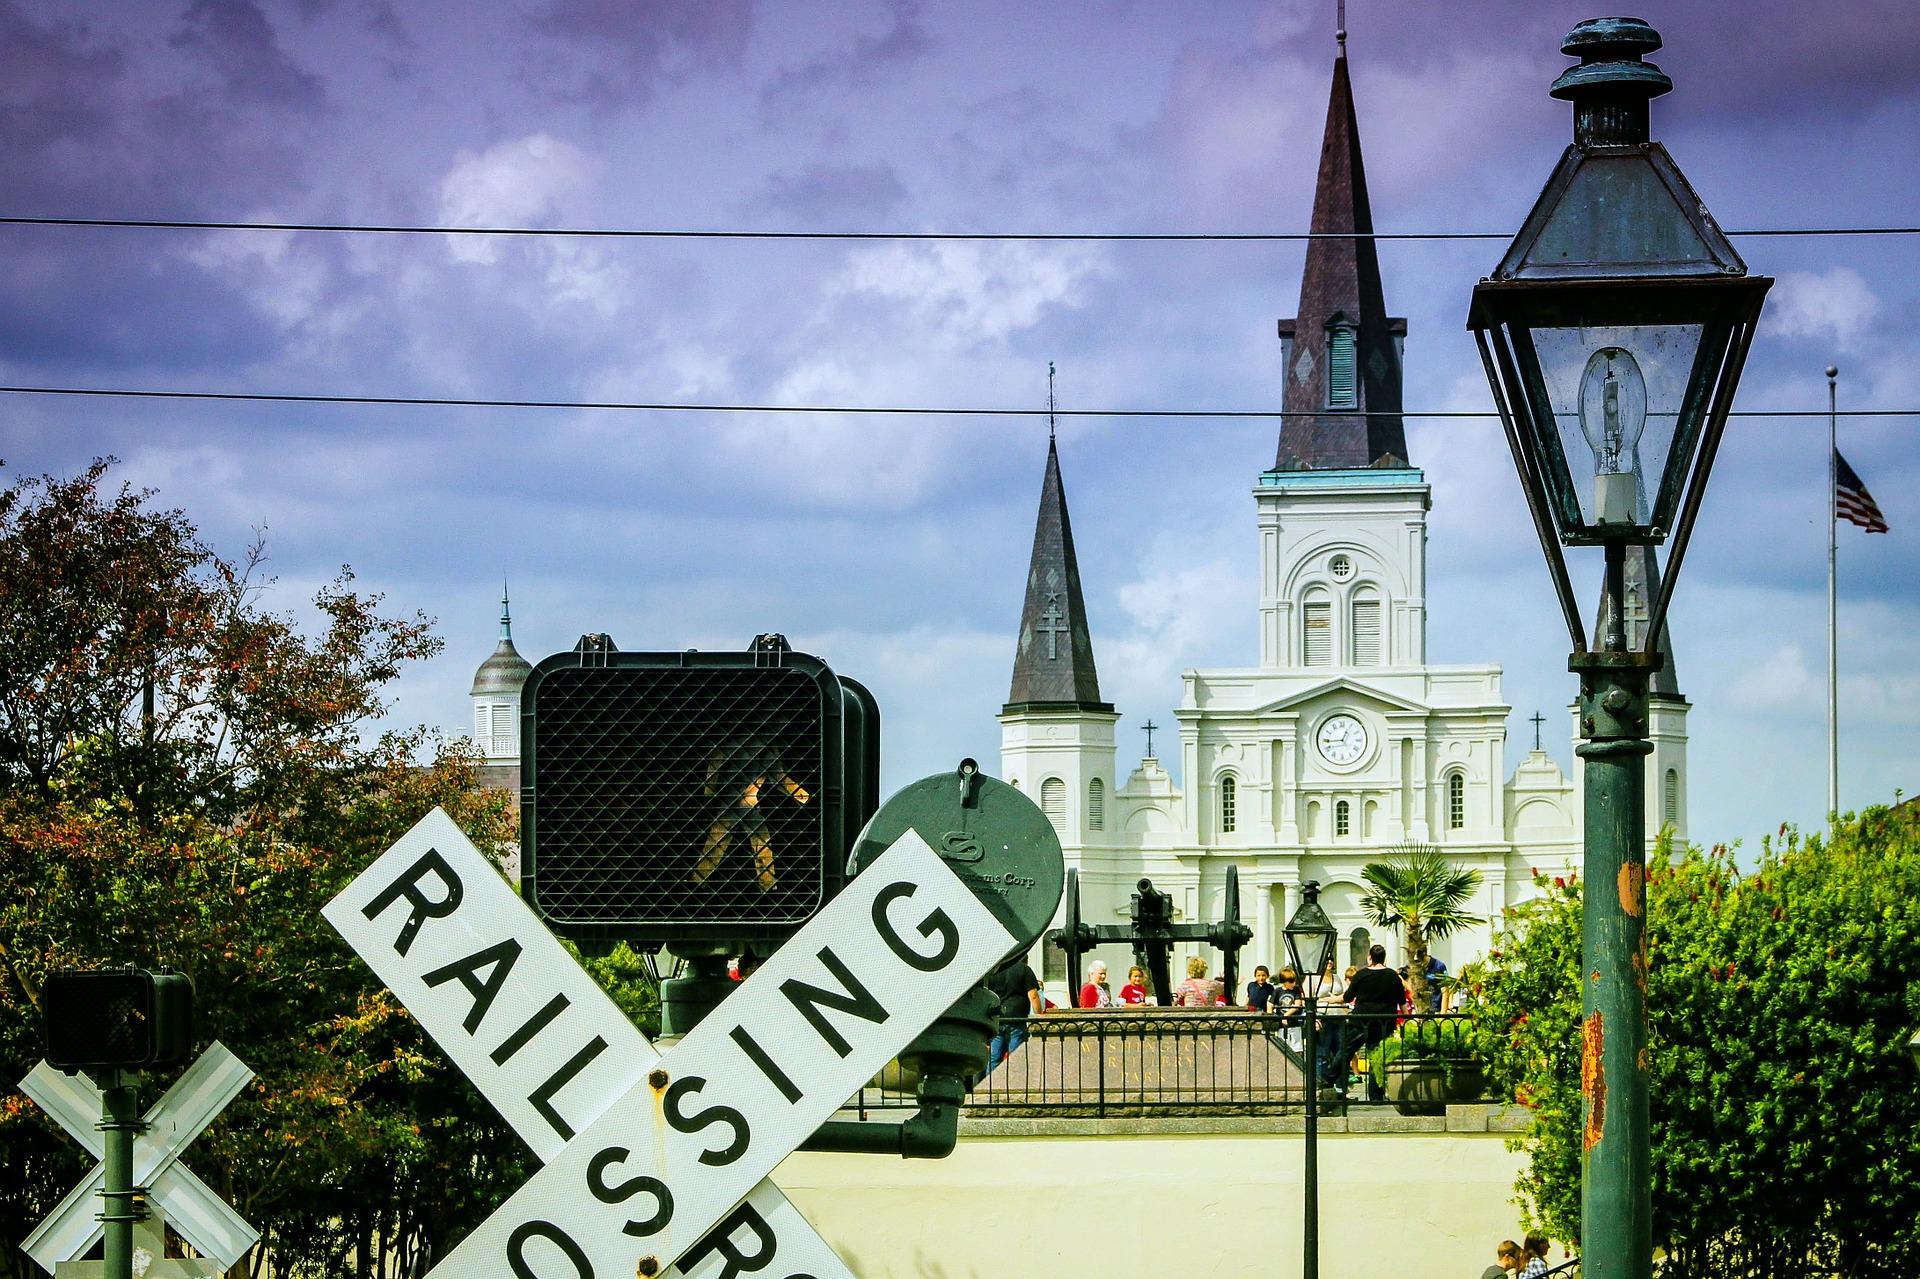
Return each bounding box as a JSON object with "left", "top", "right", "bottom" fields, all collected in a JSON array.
[{"left": 1826, "top": 364, "right": 1839, "bottom": 820}]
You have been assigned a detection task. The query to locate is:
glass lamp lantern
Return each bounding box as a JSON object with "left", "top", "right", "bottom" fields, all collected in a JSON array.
[
  {"left": 1469, "top": 18, "right": 1769, "bottom": 653},
  {"left": 1283, "top": 880, "right": 1338, "bottom": 995}
]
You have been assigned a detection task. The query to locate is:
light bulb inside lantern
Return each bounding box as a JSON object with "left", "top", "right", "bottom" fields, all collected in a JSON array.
[{"left": 1577, "top": 346, "right": 1647, "bottom": 525}]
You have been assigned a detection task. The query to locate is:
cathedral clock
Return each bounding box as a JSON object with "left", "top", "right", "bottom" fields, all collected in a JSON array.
[{"left": 1316, "top": 713, "right": 1368, "bottom": 766}]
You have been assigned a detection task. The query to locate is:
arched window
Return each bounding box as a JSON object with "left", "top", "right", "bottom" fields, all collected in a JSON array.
[
  {"left": 1326, "top": 324, "right": 1358, "bottom": 409},
  {"left": 1219, "top": 774, "right": 1237, "bottom": 834},
  {"left": 1334, "top": 799, "right": 1351, "bottom": 836},
  {"left": 1663, "top": 769, "right": 1679, "bottom": 827},
  {"left": 1304, "top": 799, "right": 1321, "bottom": 839},
  {"left": 1447, "top": 773, "right": 1466, "bottom": 831},
  {"left": 1088, "top": 778, "right": 1106, "bottom": 831},
  {"left": 1351, "top": 591, "right": 1382, "bottom": 665},
  {"left": 1302, "top": 588, "right": 1332, "bottom": 667},
  {"left": 1041, "top": 777, "right": 1066, "bottom": 829},
  {"left": 1348, "top": 927, "right": 1371, "bottom": 971}
]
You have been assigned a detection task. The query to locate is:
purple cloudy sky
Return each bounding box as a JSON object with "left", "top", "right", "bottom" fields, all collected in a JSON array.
[{"left": 4, "top": 0, "right": 1916, "bottom": 852}]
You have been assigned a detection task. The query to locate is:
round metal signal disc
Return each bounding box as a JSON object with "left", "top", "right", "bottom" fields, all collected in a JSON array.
[{"left": 848, "top": 762, "right": 1065, "bottom": 954}]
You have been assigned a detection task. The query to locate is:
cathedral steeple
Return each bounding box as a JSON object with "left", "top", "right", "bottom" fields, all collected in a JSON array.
[
  {"left": 1005, "top": 423, "right": 1109, "bottom": 713},
  {"left": 1273, "top": 30, "right": 1409, "bottom": 471}
]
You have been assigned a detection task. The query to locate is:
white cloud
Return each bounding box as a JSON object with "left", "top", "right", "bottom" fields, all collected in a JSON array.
[
  {"left": 437, "top": 133, "right": 599, "bottom": 265},
  {"left": 1726, "top": 641, "right": 1820, "bottom": 710},
  {"left": 828, "top": 240, "right": 1110, "bottom": 347},
  {"left": 1768, "top": 268, "right": 1880, "bottom": 345},
  {"left": 1103, "top": 549, "right": 1254, "bottom": 713}
]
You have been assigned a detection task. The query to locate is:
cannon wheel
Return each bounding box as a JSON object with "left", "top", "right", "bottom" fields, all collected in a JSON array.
[
  {"left": 1220, "top": 864, "right": 1243, "bottom": 1002},
  {"left": 1146, "top": 941, "right": 1173, "bottom": 1008},
  {"left": 1062, "top": 867, "right": 1084, "bottom": 1007}
]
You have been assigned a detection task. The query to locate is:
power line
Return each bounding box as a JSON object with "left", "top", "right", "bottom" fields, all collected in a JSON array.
[
  {"left": 3, "top": 384, "right": 1915, "bottom": 419},
  {"left": 2, "top": 215, "right": 1918, "bottom": 242}
]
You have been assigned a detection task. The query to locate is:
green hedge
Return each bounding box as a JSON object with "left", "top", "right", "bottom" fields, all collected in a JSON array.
[{"left": 1464, "top": 807, "right": 1920, "bottom": 1278}]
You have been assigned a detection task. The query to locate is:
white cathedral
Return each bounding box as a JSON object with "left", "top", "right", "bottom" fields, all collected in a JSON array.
[
  {"left": 459, "top": 44, "right": 1691, "bottom": 987},
  {"left": 996, "top": 46, "right": 1689, "bottom": 987}
]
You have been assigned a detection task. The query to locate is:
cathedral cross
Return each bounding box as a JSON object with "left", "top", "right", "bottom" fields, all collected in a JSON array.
[
  {"left": 1038, "top": 593, "right": 1069, "bottom": 660},
  {"left": 1530, "top": 711, "right": 1545, "bottom": 752},
  {"left": 1142, "top": 720, "right": 1158, "bottom": 758}
]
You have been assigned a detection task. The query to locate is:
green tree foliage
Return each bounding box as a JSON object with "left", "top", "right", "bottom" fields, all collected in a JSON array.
[
  {"left": 1465, "top": 813, "right": 1920, "bottom": 1277},
  {"left": 1358, "top": 843, "right": 1484, "bottom": 1010},
  {"left": 0, "top": 461, "right": 655, "bottom": 1279}
]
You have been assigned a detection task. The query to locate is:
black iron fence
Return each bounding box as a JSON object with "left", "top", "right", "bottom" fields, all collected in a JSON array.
[{"left": 846, "top": 1009, "right": 1496, "bottom": 1118}]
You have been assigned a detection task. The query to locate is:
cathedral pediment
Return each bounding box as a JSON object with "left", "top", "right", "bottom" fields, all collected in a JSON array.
[{"left": 1249, "top": 675, "right": 1428, "bottom": 716}]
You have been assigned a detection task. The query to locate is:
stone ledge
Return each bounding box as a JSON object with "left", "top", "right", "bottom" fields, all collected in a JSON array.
[
  {"left": 1347, "top": 1110, "right": 1447, "bottom": 1133},
  {"left": 957, "top": 1110, "right": 1524, "bottom": 1138}
]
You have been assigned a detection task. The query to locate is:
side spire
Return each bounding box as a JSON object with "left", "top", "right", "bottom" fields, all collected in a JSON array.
[
  {"left": 500, "top": 580, "right": 513, "bottom": 642},
  {"left": 1596, "top": 547, "right": 1681, "bottom": 696},
  {"left": 1273, "top": 33, "right": 1409, "bottom": 471},
  {"left": 1005, "top": 377, "right": 1110, "bottom": 713}
]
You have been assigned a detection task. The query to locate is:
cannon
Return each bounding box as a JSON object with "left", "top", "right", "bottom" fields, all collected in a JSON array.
[{"left": 1048, "top": 866, "right": 1254, "bottom": 1007}]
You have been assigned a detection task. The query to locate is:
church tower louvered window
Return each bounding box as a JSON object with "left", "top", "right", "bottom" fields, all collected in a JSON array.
[
  {"left": 1326, "top": 324, "right": 1358, "bottom": 409},
  {"left": 1041, "top": 777, "right": 1066, "bottom": 829},
  {"left": 1351, "top": 592, "right": 1381, "bottom": 665},
  {"left": 1303, "top": 593, "right": 1332, "bottom": 666}
]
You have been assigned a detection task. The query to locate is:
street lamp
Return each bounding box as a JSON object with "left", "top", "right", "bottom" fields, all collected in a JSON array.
[
  {"left": 1468, "top": 19, "right": 1769, "bottom": 1279},
  {"left": 1283, "top": 880, "right": 1338, "bottom": 1279}
]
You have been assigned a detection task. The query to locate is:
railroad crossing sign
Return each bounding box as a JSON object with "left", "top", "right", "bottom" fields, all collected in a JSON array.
[
  {"left": 326, "top": 807, "right": 1017, "bottom": 1279},
  {"left": 19, "top": 1043, "right": 258, "bottom": 1277}
]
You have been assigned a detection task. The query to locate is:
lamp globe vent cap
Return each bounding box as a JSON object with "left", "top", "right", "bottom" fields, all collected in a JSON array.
[{"left": 1551, "top": 16, "right": 1672, "bottom": 102}]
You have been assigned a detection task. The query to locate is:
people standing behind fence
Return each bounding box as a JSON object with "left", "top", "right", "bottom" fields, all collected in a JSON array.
[
  {"left": 1326, "top": 945, "right": 1406, "bottom": 1100},
  {"left": 1273, "top": 968, "right": 1305, "bottom": 1023},
  {"left": 1173, "top": 955, "right": 1224, "bottom": 1007},
  {"left": 1119, "top": 964, "right": 1152, "bottom": 1005},
  {"left": 1483, "top": 1239, "right": 1524, "bottom": 1277},
  {"left": 1078, "top": 959, "right": 1116, "bottom": 1008},
  {"left": 1244, "top": 964, "right": 1276, "bottom": 1012},
  {"left": 1518, "top": 1234, "right": 1551, "bottom": 1277},
  {"left": 984, "top": 955, "right": 1041, "bottom": 1075}
]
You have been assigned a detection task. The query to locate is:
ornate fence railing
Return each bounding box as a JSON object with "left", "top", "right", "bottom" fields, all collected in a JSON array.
[{"left": 844, "top": 1009, "right": 1496, "bottom": 1118}]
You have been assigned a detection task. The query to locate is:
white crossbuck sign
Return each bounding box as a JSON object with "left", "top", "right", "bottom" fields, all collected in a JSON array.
[
  {"left": 19, "top": 1044, "right": 259, "bottom": 1275},
  {"left": 325, "top": 808, "right": 1016, "bottom": 1279}
]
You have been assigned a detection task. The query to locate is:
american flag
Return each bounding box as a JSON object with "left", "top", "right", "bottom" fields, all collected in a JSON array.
[{"left": 1835, "top": 450, "right": 1889, "bottom": 533}]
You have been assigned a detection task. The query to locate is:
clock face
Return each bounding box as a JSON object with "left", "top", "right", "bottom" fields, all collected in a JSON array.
[{"left": 1317, "top": 714, "right": 1368, "bottom": 766}]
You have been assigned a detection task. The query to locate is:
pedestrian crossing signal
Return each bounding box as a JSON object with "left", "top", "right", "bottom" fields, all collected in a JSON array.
[
  {"left": 521, "top": 634, "right": 878, "bottom": 949},
  {"left": 43, "top": 968, "right": 194, "bottom": 1073}
]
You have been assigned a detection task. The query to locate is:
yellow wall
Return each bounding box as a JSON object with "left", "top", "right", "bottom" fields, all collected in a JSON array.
[{"left": 776, "top": 1129, "right": 1540, "bottom": 1278}]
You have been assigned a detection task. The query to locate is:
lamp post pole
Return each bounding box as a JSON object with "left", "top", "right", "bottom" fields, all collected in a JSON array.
[
  {"left": 1573, "top": 635, "right": 1656, "bottom": 1279},
  {"left": 1470, "top": 18, "right": 1771, "bottom": 1273},
  {"left": 1284, "top": 881, "right": 1335, "bottom": 1279},
  {"left": 1302, "top": 982, "right": 1320, "bottom": 1279}
]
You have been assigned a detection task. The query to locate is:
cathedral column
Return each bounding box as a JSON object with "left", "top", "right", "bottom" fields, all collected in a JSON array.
[{"left": 1410, "top": 728, "right": 1433, "bottom": 842}]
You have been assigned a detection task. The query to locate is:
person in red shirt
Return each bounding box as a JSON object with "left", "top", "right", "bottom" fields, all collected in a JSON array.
[
  {"left": 1078, "top": 959, "right": 1116, "bottom": 1008},
  {"left": 1119, "top": 964, "right": 1151, "bottom": 1005}
]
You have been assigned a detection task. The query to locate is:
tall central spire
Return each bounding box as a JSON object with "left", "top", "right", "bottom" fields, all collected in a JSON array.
[{"left": 1273, "top": 29, "right": 1409, "bottom": 471}]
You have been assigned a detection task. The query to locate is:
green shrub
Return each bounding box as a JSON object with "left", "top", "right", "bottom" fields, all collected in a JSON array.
[
  {"left": 1366, "top": 1016, "right": 1491, "bottom": 1091},
  {"left": 1465, "top": 808, "right": 1920, "bottom": 1278}
]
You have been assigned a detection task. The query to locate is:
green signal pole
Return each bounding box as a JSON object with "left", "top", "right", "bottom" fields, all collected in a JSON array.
[
  {"left": 99, "top": 1070, "right": 145, "bottom": 1279},
  {"left": 1572, "top": 637, "right": 1655, "bottom": 1279}
]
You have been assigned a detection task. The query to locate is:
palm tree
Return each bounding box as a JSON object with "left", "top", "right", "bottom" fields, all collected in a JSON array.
[{"left": 1358, "top": 843, "right": 1485, "bottom": 1013}]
